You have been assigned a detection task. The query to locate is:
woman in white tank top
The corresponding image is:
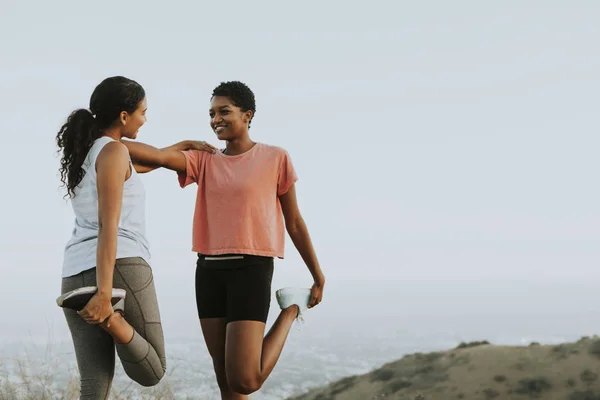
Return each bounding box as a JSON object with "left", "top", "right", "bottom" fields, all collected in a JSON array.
[{"left": 55, "top": 76, "right": 215, "bottom": 399}]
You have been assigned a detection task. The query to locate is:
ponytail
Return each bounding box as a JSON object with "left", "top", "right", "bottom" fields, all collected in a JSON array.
[
  {"left": 56, "top": 109, "right": 101, "bottom": 198},
  {"left": 57, "top": 76, "right": 145, "bottom": 198}
]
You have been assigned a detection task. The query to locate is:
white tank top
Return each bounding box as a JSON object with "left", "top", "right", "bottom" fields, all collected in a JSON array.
[{"left": 62, "top": 136, "right": 151, "bottom": 278}]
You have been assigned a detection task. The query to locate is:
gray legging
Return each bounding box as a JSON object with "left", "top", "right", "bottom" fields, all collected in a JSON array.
[{"left": 61, "top": 257, "right": 166, "bottom": 399}]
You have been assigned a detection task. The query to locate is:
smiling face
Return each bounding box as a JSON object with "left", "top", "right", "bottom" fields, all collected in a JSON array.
[
  {"left": 119, "top": 97, "right": 147, "bottom": 140},
  {"left": 209, "top": 95, "right": 253, "bottom": 141}
]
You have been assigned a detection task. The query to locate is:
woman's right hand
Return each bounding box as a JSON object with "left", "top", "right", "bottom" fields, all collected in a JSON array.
[{"left": 78, "top": 292, "right": 114, "bottom": 325}]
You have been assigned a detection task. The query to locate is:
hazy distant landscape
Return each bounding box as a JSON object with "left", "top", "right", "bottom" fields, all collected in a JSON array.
[{"left": 3, "top": 280, "right": 600, "bottom": 399}]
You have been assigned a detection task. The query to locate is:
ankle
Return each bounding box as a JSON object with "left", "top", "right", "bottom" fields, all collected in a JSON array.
[
  {"left": 101, "top": 312, "right": 134, "bottom": 344},
  {"left": 100, "top": 311, "right": 121, "bottom": 327},
  {"left": 284, "top": 304, "right": 300, "bottom": 318}
]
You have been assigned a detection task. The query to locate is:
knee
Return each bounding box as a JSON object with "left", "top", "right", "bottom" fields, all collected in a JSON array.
[
  {"left": 228, "top": 376, "right": 262, "bottom": 395},
  {"left": 137, "top": 373, "right": 164, "bottom": 387},
  {"left": 132, "top": 367, "right": 165, "bottom": 387}
]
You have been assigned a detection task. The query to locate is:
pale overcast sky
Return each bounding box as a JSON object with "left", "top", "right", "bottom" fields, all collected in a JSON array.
[{"left": 0, "top": 1, "right": 598, "bottom": 342}]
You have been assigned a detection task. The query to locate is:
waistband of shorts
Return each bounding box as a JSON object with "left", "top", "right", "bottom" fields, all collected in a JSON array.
[
  {"left": 197, "top": 253, "right": 273, "bottom": 269},
  {"left": 198, "top": 253, "right": 272, "bottom": 260}
]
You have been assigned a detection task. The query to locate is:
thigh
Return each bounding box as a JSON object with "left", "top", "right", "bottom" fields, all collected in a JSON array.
[
  {"left": 196, "top": 262, "right": 227, "bottom": 319},
  {"left": 62, "top": 272, "right": 115, "bottom": 400},
  {"left": 225, "top": 320, "right": 266, "bottom": 383},
  {"left": 113, "top": 257, "right": 165, "bottom": 361},
  {"left": 226, "top": 259, "right": 274, "bottom": 324},
  {"left": 200, "top": 317, "right": 229, "bottom": 388}
]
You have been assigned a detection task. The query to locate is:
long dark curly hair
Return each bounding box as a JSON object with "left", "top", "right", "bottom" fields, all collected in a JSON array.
[{"left": 56, "top": 76, "right": 145, "bottom": 198}]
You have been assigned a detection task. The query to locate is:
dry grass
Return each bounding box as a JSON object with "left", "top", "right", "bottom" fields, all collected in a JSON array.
[{"left": 0, "top": 339, "right": 178, "bottom": 400}]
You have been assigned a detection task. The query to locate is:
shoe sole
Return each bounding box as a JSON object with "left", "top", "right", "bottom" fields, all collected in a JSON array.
[{"left": 56, "top": 287, "right": 126, "bottom": 311}]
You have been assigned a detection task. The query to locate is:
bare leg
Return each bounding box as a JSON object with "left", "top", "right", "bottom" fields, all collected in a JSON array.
[
  {"left": 100, "top": 312, "right": 134, "bottom": 344},
  {"left": 201, "top": 318, "right": 248, "bottom": 400},
  {"left": 225, "top": 305, "right": 299, "bottom": 395}
]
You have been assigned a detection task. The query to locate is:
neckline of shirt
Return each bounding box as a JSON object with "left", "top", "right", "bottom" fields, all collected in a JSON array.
[{"left": 216, "top": 142, "right": 262, "bottom": 159}]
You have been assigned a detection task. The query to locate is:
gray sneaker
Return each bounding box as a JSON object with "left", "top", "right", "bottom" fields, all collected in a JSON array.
[{"left": 56, "top": 287, "right": 126, "bottom": 312}]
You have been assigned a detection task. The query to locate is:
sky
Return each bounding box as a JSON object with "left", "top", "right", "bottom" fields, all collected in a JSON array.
[{"left": 0, "top": 1, "right": 599, "bottom": 343}]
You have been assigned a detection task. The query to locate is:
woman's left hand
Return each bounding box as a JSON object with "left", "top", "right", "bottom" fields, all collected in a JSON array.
[
  {"left": 308, "top": 275, "right": 325, "bottom": 308},
  {"left": 184, "top": 140, "right": 217, "bottom": 153}
]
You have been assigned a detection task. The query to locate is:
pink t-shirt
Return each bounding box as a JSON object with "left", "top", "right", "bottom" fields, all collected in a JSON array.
[{"left": 178, "top": 143, "right": 298, "bottom": 258}]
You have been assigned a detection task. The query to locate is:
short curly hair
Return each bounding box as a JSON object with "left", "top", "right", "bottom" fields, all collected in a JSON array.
[{"left": 211, "top": 81, "right": 256, "bottom": 127}]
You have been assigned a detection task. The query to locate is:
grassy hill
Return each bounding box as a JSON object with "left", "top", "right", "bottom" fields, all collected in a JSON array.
[{"left": 287, "top": 337, "right": 600, "bottom": 400}]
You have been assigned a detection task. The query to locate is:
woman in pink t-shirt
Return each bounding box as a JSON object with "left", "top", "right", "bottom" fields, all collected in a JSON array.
[{"left": 125, "top": 81, "right": 325, "bottom": 398}]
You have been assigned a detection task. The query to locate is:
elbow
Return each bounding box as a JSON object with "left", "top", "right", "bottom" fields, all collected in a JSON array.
[
  {"left": 98, "top": 219, "right": 119, "bottom": 233},
  {"left": 156, "top": 150, "right": 169, "bottom": 167},
  {"left": 285, "top": 216, "right": 304, "bottom": 235},
  {"left": 286, "top": 224, "right": 299, "bottom": 235}
]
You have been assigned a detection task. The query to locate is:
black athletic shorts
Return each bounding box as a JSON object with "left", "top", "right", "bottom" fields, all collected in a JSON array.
[{"left": 195, "top": 254, "right": 274, "bottom": 323}]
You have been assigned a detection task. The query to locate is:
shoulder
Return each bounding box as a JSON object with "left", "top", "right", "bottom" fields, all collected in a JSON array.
[
  {"left": 257, "top": 143, "right": 291, "bottom": 159},
  {"left": 97, "top": 140, "right": 130, "bottom": 165}
]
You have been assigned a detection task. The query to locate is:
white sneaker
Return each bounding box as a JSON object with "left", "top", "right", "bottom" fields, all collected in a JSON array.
[
  {"left": 276, "top": 287, "right": 311, "bottom": 321},
  {"left": 56, "top": 287, "right": 126, "bottom": 312}
]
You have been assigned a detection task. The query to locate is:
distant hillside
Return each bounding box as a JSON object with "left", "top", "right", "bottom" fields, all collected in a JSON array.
[{"left": 286, "top": 337, "right": 600, "bottom": 400}]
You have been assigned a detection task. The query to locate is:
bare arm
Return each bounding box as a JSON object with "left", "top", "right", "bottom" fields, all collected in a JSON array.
[
  {"left": 78, "top": 142, "right": 130, "bottom": 324},
  {"left": 122, "top": 140, "right": 216, "bottom": 174},
  {"left": 96, "top": 142, "right": 130, "bottom": 296},
  {"left": 279, "top": 183, "right": 325, "bottom": 308}
]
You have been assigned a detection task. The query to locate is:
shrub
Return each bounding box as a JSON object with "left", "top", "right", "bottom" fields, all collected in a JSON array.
[
  {"left": 514, "top": 377, "right": 552, "bottom": 395},
  {"left": 567, "top": 378, "right": 577, "bottom": 387},
  {"left": 580, "top": 369, "right": 598, "bottom": 385},
  {"left": 330, "top": 376, "right": 357, "bottom": 395},
  {"left": 385, "top": 379, "right": 412, "bottom": 392},
  {"left": 553, "top": 344, "right": 570, "bottom": 359},
  {"left": 370, "top": 368, "right": 395, "bottom": 382},
  {"left": 588, "top": 339, "right": 600, "bottom": 358},
  {"left": 415, "top": 352, "right": 443, "bottom": 363},
  {"left": 569, "top": 390, "right": 600, "bottom": 400},
  {"left": 455, "top": 340, "right": 490, "bottom": 349}
]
